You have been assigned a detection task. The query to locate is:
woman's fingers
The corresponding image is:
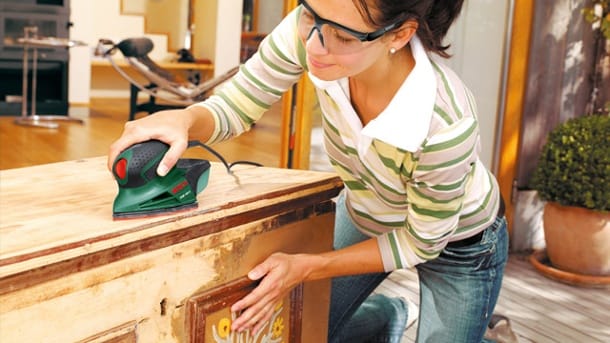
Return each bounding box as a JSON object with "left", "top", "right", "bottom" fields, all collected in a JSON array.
[
  {"left": 234, "top": 298, "right": 276, "bottom": 335},
  {"left": 106, "top": 110, "right": 190, "bottom": 173},
  {"left": 231, "top": 275, "right": 280, "bottom": 331},
  {"left": 230, "top": 253, "right": 299, "bottom": 334},
  {"left": 107, "top": 123, "right": 148, "bottom": 170},
  {"left": 250, "top": 302, "right": 276, "bottom": 335},
  {"left": 231, "top": 257, "right": 279, "bottom": 313},
  {"left": 157, "top": 139, "right": 188, "bottom": 176}
]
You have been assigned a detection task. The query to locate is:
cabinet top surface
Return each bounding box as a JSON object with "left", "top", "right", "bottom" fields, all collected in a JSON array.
[{"left": 0, "top": 157, "right": 342, "bottom": 276}]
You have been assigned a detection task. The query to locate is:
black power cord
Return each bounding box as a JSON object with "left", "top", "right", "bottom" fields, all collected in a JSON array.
[{"left": 187, "top": 140, "right": 263, "bottom": 174}]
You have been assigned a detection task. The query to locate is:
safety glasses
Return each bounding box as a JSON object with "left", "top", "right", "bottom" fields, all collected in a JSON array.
[{"left": 297, "top": 0, "right": 404, "bottom": 54}]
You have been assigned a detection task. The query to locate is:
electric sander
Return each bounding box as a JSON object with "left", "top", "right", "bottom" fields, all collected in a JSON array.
[{"left": 111, "top": 140, "right": 211, "bottom": 219}]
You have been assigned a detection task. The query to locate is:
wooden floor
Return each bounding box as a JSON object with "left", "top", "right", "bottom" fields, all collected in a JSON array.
[
  {"left": 0, "top": 98, "right": 285, "bottom": 170},
  {"left": 1, "top": 99, "right": 609, "bottom": 343}
]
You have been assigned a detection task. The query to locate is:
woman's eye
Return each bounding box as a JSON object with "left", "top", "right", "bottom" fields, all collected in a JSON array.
[
  {"left": 331, "top": 29, "right": 357, "bottom": 43},
  {"left": 302, "top": 9, "right": 314, "bottom": 21},
  {"left": 338, "top": 35, "right": 355, "bottom": 43}
]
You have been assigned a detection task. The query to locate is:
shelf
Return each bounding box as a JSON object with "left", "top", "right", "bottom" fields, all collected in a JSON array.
[{"left": 91, "top": 58, "right": 213, "bottom": 72}]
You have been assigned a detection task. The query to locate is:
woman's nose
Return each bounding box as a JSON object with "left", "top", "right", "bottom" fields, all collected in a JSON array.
[{"left": 306, "top": 28, "right": 329, "bottom": 54}]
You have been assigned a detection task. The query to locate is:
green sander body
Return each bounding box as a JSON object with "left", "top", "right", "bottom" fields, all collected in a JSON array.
[{"left": 111, "top": 140, "right": 210, "bottom": 219}]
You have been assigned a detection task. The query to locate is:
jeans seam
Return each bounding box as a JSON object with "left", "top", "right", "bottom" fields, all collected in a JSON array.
[{"left": 329, "top": 272, "right": 389, "bottom": 339}]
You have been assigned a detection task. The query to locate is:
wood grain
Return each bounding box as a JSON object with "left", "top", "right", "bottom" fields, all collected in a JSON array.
[{"left": 0, "top": 158, "right": 342, "bottom": 280}]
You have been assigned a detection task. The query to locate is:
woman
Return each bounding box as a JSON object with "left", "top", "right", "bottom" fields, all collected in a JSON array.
[{"left": 108, "top": 1, "right": 508, "bottom": 342}]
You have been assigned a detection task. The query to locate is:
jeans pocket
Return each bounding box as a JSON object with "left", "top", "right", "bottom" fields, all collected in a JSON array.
[
  {"left": 437, "top": 216, "right": 506, "bottom": 271},
  {"left": 438, "top": 240, "right": 495, "bottom": 271}
]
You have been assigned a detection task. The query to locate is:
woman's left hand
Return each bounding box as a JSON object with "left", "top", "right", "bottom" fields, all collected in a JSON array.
[{"left": 230, "top": 252, "right": 309, "bottom": 335}]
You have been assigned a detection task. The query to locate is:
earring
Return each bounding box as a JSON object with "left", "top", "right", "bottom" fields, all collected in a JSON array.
[{"left": 390, "top": 47, "right": 397, "bottom": 54}]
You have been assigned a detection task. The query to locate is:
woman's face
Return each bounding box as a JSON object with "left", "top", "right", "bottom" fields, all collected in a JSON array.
[{"left": 298, "top": 0, "right": 392, "bottom": 81}]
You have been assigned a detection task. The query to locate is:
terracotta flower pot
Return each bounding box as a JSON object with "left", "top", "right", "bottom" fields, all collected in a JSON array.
[{"left": 543, "top": 202, "right": 610, "bottom": 276}]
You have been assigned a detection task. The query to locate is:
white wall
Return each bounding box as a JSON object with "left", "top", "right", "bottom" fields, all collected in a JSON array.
[
  {"left": 257, "top": 0, "right": 284, "bottom": 34},
  {"left": 193, "top": 0, "right": 243, "bottom": 76},
  {"left": 215, "top": 0, "right": 244, "bottom": 75},
  {"left": 68, "top": 0, "right": 94, "bottom": 104},
  {"left": 69, "top": 0, "right": 155, "bottom": 102},
  {"left": 145, "top": 0, "right": 190, "bottom": 52},
  {"left": 443, "top": 0, "right": 511, "bottom": 169}
]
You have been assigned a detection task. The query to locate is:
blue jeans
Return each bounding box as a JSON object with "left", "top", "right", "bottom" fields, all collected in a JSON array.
[
  {"left": 328, "top": 193, "right": 508, "bottom": 343},
  {"left": 328, "top": 193, "right": 407, "bottom": 343}
]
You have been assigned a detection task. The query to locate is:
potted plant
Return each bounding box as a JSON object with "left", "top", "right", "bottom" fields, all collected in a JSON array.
[{"left": 529, "top": 114, "right": 610, "bottom": 285}]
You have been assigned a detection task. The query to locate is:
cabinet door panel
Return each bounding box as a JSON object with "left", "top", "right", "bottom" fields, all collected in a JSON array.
[{"left": 187, "top": 277, "right": 303, "bottom": 343}]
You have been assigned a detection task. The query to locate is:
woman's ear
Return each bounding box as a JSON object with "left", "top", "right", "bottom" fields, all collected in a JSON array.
[{"left": 391, "top": 20, "right": 418, "bottom": 50}]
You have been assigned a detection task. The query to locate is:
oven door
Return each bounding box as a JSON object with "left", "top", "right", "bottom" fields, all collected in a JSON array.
[{"left": 0, "top": 11, "right": 69, "bottom": 60}]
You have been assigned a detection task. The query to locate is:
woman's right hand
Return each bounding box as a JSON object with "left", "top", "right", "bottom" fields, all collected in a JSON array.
[{"left": 107, "top": 108, "right": 196, "bottom": 176}]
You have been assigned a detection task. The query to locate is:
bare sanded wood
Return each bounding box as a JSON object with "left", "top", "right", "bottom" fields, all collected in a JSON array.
[{"left": 0, "top": 157, "right": 342, "bottom": 281}]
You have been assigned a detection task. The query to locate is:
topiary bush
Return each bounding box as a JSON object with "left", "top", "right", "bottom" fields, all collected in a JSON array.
[{"left": 531, "top": 114, "right": 610, "bottom": 212}]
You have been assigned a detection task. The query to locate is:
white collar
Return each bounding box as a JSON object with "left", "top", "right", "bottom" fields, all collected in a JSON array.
[
  {"left": 308, "top": 35, "right": 437, "bottom": 152},
  {"left": 360, "top": 35, "right": 436, "bottom": 151}
]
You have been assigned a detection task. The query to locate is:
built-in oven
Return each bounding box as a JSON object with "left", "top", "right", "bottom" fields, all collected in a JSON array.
[
  {"left": 0, "top": 10, "right": 69, "bottom": 60},
  {"left": 0, "top": 0, "right": 70, "bottom": 115}
]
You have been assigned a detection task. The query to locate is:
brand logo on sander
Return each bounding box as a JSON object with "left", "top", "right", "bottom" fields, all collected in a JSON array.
[{"left": 172, "top": 180, "right": 189, "bottom": 195}]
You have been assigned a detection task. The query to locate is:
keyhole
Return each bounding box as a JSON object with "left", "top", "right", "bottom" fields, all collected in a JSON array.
[{"left": 160, "top": 298, "right": 167, "bottom": 316}]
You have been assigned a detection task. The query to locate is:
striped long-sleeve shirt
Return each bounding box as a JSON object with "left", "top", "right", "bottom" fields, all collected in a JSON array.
[{"left": 191, "top": 6, "right": 501, "bottom": 272}]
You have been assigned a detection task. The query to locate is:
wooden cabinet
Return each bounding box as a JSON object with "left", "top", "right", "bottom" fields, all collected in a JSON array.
[{"left": 0, "top": 157, "right": 343, "bottom": 342}]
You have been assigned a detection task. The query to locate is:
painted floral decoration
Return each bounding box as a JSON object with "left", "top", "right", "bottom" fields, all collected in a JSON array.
[{"left": 211, "top": 301, "right": 286, "bottom": 343}]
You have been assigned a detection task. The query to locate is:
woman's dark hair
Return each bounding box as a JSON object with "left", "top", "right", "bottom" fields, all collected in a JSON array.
[{"left": 353, "top": 0, "right": 465, "bottom": 58}]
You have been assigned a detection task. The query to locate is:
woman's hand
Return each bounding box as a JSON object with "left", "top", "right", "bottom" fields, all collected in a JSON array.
[
  {"left": 229, "top": 239, "right": 384, "bottom": 335},
  {"left": 230, "top": 252, "right": 311, "bottom": 335},
  {"left": 107, "top": 108, "right": 196, "bottom": 176}
]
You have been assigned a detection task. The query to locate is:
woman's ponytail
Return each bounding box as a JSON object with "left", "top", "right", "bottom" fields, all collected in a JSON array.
[
  {"left": 418, "top": 0, "right": 465, "bottom": 58},
  {"left": 354, "top": 0, "right": 465, "bottom": 58}
]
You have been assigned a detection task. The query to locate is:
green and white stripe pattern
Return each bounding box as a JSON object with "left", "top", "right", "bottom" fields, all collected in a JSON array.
[{"left": 191, "top": 6, "right": 500, "bottom": 272}]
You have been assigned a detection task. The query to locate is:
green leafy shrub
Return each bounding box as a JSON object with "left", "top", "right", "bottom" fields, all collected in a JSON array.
[
  {"left": 582, "top": 0, "right": 610, "bottom": 39},
  {"left": 531, "top": 115, "right": 610, "bottom": 211}
]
